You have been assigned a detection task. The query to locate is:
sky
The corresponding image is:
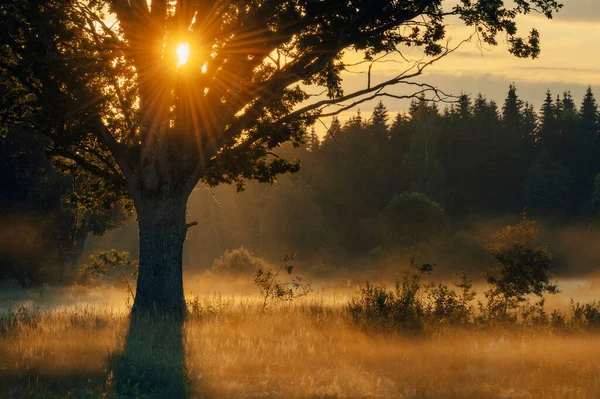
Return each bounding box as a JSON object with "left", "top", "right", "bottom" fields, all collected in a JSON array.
[
  {"left": 108, "top": 1, "right": 597, "bottom": 134},
  {"left": 323, "top": 0, "right": 599, "bottom": 132}
]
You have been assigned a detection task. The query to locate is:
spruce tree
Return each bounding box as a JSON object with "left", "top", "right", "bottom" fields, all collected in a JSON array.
[
  {"left": 371, "top": 101, "right": 389, "bottom": 131},
  {"left": 563, "top": 87, "right": 600, "bottom": 210},
  {"left": 0, "top": 0, "right": 565, "bottom": 316},
  {"left": 580, "top": 87, "right": 599, "bottom": 135},
  {"left": 538, "top": 90, "right": 559, "bottom": 157},
  {"left": 307, "top": 127, "right": 320, "bottom": 153},
  {"left": 326, "top": 117, "right": 342, "bottom": 141},
  {"left": 500, "top": 84, "right": 528, "bottom": 210}
]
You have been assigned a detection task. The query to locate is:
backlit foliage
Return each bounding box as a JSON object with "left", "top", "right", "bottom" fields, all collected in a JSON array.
[
  {"left": 0, "top": 0, "right": 563, "bottom": 194},
  {"left": 484, "top": 214, "right": 558, "bottom": 318},
  {"left": 211, "top": 246, "right": 270, "bottom": 276}
]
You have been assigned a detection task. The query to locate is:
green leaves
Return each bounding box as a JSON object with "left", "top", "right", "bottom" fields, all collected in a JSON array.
[
  {"left": 508, "top": 29, "right": 542, "bottom": 59},
  {"left": 78, "top": 249, "right": 138, "bottom": 286},
  {"left": 0, "top": 0, "right": 564, "bottom": 196},
  {"left": 484, "top": 215, "right": 558, "bottom": 317}
]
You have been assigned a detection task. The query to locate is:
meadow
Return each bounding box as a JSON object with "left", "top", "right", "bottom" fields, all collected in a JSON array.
[{"left": 2, "top": 278, "right": 600, "bottom": 399}]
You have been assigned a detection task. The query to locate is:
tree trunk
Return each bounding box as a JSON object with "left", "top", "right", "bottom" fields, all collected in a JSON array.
[
  {"left": 73, "top": 210, "right": 91, "bottom": 265},
  {"left": 132, "top": 194, "right": 188, "bottom": 319}
]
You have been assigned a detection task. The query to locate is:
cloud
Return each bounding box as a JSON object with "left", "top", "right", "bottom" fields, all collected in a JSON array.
[
  {"left": 552, "top": 0, "right": 600, "bottom": 22},
  {"left": 517, "top": 65, "right": 600, "bottom": 74}
]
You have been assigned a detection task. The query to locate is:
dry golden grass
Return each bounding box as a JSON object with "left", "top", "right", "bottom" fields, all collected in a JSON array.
[{"left": 1, "top": 292, "right": 600, "bottom": 398}]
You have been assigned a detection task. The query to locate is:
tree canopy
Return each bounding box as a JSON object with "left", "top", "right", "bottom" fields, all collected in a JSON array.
[
  {"left": 0, "top": 0, "right": 563, "bottom": 316},
  {"left": 186, "top": 85, "right": 600, "bottom": 270},
  {"left": 1, "top": 0, "right": 563, "bottom": 196}
]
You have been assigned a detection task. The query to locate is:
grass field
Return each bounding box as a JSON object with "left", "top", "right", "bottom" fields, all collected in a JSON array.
[{"left": 2, "top": 283, "right": 600, "bottom": 399}]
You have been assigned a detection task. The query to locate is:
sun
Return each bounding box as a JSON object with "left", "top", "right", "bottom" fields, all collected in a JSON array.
[{"left": 176, "top": 43, "right": 190, "bottom": 66}]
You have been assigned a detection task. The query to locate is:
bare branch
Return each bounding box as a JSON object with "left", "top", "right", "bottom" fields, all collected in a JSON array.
[{"left": 277, "top": 39, "right": 467, "bottom": 124}]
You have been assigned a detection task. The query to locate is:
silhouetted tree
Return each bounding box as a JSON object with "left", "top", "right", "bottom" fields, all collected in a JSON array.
[
  {"left": 538, "top": 90, "right": 560, "bottom": 156},
  {"left": 370, "top": 101, "right": 390, "bottom": 140},
  {"left": 485, "top": 215, "right": 558, "bottom": 316},
  {"left": 566, "top": 87, "right": 600, "bottom": 210},
  {"left": 367, "top": 102, "right": 394, "bottom": 206},
  {"left": 499, "top": 84, "right": 530, "bottom": 209},
  {"left": 307, "top": 127, "right": 320, "bottom": 153},
  {"left": 0, "top": 0, "right": 563, "bottom": 316}
]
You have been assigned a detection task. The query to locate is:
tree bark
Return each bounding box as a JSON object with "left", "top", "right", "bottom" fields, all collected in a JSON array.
[{"left": 131, "top": 194, "right": 189, "bottom": 319}]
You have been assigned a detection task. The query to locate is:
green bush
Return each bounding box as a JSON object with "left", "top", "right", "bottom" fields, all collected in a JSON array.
[
  {"left": 211, "top": 246, "right": 270, "bottom": 276},
  {"left": 347, "top": 267, "right": 428, "bottom": 334},
  {"left": 347, "top": 256, "right": 479, "bottom": 334},
  {"left": 482, "top": 215, "right": 558, "bottom": 321},
  {"left": 382, "top": 191, "right": 447, "bottom": 247}
]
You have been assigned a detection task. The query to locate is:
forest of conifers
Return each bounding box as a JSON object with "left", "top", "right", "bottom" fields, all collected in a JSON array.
[
  {"left": 2, "top": 84, "right": 600, "bottom": 283},
  {"left": 184, "top": 85, "right": 600, "bottom": 268}
]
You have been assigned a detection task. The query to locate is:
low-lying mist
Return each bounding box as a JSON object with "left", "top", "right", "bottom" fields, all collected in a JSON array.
[
  {"left": 3, "top": 270, "right": 600, "bottom": 318},
  {"left": 4, "top": 290, "right": 600, "bottom": 398}
]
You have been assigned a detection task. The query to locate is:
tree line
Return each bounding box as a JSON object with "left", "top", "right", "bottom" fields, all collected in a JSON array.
[
  {"left": 4, "top": 84, "right": 599, "bottom": 283},
  {"left": 186, "top": 85, "right": 600, "bottom": 267},
  {"left": 322, "top": 85, "right": 600, "bottom": 218}
]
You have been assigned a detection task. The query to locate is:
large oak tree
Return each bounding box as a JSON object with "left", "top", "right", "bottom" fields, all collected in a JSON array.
[{"left": 0, "top": 0, "right": 561, "bottom": 317}]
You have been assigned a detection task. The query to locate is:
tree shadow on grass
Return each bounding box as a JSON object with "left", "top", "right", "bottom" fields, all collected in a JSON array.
[
  {"left": 0, "top": 370, "right": 109, "bottom": 399},
  {"left": 110, "top": 314, "right": 188, "bottom": 399}
]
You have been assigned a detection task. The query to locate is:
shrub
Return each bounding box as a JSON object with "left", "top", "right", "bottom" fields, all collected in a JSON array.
[
  {"left": 382, "top": 191, "right": 447, "bottom": 247},
  {"left": 427, "top": 272, "right": 477, "bottom": 325},
  {"left": 483, "top": 214, "right": 558, "bottom": 320},
  {"left": 254, "top": 253, "right": 312, "bottom": 312},
  {"left": 571, "top": 300, "right": 600, "bottom": 330},
  {"left": 348, "top": 249, "right": 480, "bottom": 334},
  {"left": 347, "top": 268, "right": 427, "bottom": 334},
  {"left": 211, "top": 246, "right": 270, "bottom": 276}
]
